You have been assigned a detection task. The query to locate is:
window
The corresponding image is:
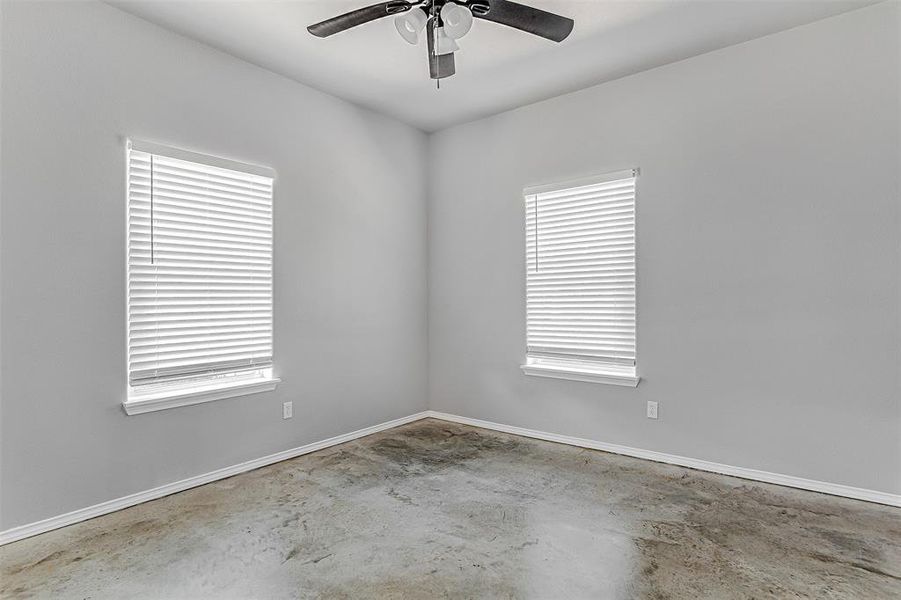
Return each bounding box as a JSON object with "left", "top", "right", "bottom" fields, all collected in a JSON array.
[
  {"left": 521, "top": 169, "right": 638, "bottom": 386},
  {"left": 124, "top": 140, "right": 278, "bottom": 414}
]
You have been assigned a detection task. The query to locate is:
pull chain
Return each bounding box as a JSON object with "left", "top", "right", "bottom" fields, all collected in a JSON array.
[
  {"left": 150, "top": 154, "right": 155, "bottom": 265},
  {"left": 534, "top": 197, "right": 539, "bottom": 272}
]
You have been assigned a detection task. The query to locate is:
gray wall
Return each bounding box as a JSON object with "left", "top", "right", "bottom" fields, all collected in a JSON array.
[
  {"left": 428, "top": 2, "right": 901, "bottom": 495},
  {"left": 0, "top": 1, "right": 428, "bottom": 530}
]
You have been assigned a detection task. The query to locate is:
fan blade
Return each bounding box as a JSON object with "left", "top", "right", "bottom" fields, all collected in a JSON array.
[
  {"left": 308, "top": 1, "right": 413, "bottom": 38},
  {"left": 426, "top": 20, "right": 456, "bottom": 79},
  {"left": 469, "top": 0, "right": 573, "bottom": 42}
]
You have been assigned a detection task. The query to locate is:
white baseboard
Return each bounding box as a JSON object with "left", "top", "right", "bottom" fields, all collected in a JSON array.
[
  {"left": 0, "top": 411, "right": 431, "bottom": 546},
  {"left": 425, "top": 411, "right": 901, "bottom": 508},
  {"left": 3, "top": 409, "right": 897, "bottom": 546}
]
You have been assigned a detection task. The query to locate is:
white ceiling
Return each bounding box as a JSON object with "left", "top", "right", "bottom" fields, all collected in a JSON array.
[{"left": 108, "top": 0, "right": 877, "bottom": 131}]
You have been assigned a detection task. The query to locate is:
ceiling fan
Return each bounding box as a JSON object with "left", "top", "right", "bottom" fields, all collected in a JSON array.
[{"left": 307, "top": 1, "right": 574, "bottom": 81}]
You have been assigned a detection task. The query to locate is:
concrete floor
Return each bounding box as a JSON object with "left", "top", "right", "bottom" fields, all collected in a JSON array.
[{"left": 1, "top": 419, "right": 899, "bottom": 599}]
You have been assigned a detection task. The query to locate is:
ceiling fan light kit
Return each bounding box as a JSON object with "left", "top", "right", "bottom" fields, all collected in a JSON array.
[
  {"left": 308, "top": 1, "right": 574, "bottom": 81},
  {"left": 395, "top": 7, "right": 428, "bottom": 44},
  {"left": 440, "top": 3, "right": 474, "bottom": 39},
  {"left": 434, "top": 27, "right": 460, "bottom": 55}
]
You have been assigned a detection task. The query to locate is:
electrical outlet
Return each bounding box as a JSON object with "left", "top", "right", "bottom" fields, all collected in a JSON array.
[
  {"left": 646, "top": 401, "right": 658, "bottom": 419},
  {"left": 283, "top": 401, "right": 293, "bottom": 420}
]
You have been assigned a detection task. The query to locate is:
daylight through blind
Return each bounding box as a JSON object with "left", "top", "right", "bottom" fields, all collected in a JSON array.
[
  {"left": 127, "top": 142, "right": 274, "bottom": 388},
  {"left": 525, "top": 171, "right": 636, "bottom": 368}
]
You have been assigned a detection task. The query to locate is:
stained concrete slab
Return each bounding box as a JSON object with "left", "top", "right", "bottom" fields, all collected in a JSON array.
[{"left": 1, "top": 418, "right": 899, "bottom": 599}]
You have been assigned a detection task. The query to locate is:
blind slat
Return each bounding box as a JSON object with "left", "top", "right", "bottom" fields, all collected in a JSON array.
[{"left": 131, "top": 319, "right": 272, "bottom": 332}]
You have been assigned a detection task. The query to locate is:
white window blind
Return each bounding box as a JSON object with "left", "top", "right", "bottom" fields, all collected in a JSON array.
[
  {"left": 127, "top": 140, "right": 274, "bottom": 393},
  {"left": 524, "top": 169, "right": 637, "bottom": 383}
]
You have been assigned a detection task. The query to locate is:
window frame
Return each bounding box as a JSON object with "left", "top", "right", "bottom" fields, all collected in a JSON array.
[
  {"left": 520, "top": 169, "right": 640, "bottom": 387},
  {"left": 122, "top": 139, "right": 280, "bottom": 415}
]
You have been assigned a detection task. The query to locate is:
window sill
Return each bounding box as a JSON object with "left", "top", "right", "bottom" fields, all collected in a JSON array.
[
  {"left": 123, "top": 376, "right": 281, "bottom": 415},
  {"left": 521, "top": 362, "right": 639, "bottom": 387}
]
